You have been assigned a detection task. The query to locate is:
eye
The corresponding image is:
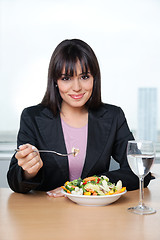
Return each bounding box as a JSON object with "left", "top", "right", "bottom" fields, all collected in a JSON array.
[
  {"left": 61, "top": 76, "right": 71, "bottom": 81},
  {"left": 81, "top": 74, "right": 90, "bottom": 80}
]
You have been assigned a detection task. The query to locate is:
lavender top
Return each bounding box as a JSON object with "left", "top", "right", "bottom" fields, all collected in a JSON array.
[{"left": 61, "top": 118, "right": 88, "bottom": 181}]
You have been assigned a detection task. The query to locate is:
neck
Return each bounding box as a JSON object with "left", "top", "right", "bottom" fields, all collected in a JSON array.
[{"left": 60, "top": 103, "right": 88, "bottom": 128}]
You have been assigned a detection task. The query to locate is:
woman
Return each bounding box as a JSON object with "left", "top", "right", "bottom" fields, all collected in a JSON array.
[{"left": 7, "top": 39, "right": 151, "bottom": 195}]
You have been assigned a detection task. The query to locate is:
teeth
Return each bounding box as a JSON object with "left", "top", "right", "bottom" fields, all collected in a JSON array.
[
  {"left": 70, "top": 94, "right": 84, "bottom": 99},
  {"left": 73, "top": 95, "right": 81, "bottom": 98}
]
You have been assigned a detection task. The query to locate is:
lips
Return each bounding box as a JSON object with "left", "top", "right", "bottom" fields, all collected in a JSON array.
[{"left": 69, "top": 94, "right": 85, "bottom": 100}]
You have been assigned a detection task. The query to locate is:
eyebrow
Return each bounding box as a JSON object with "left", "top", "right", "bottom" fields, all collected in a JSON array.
[{"left": 61, "top": 71, "right": 91, "bottom": 76}]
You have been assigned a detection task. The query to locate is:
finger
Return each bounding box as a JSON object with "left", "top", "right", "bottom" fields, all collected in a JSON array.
[
  {"left": 49, "top": 187, "right": 62, "bottom": 194},
  {"left": 16, "top": 144, "right": 37, "bottom": 159},
  {"left": 46, "top": 191, "right": 65, "bottom": 198},
  {"left": 18, "top": 150, "right": 43, "bottom": 175},
  {"left": 18, "top": 143, "right": 33, "bottom": 153},
  {"left": 17, "top": 149, "right": 37, "bottom": 165},
  {"left": 25, "top": 151, "right": 39, "bottom": 163},
  {"left": 25, "top": 161, "right": 42, "bottom": 175},
  {"left": 22, "top": 154, "right": 43, "bottom": 172},
  {"left": 46, "top": 187, "right": 64, "bottom": 197},
  {"left": 19, "top": 143, "right": 36, "bottom": 149},
  {"left": 15, "top": 145, "right": 28, "bottom": 158},
  {"left": 19, "top": 144, "right": 29, "bottom": 150},
  {"left": 23, "top": 160, "right": 42, "bottom": 180},
  {"left": 19, "top": 151, "right": 38, "bottom": 169}
]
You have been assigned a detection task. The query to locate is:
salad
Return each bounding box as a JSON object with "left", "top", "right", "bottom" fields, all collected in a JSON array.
[{"left": 61, "top": 175, "right": 126, "bottom": 196}]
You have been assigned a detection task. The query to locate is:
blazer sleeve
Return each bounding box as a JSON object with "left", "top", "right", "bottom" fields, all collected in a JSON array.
[
  {"left": 7, "top": 108, "right": 44, "bottom": 193},
  {"left": 102, "top": 107, "right": 151, "bottom": 191}
]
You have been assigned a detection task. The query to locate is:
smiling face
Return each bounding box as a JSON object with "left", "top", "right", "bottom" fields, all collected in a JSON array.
[{"left": 57, "top": 61, "right": 94, "bottom": 112}]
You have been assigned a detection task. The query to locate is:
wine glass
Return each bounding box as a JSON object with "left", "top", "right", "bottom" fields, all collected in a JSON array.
[{"left": 127, "top": 140, "right": 156, "bottom": 215}]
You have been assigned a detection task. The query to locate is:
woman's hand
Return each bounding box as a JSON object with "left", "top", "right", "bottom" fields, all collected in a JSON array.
[
  {"left": 46, "top": 187, "right": 65, "bottom": 198},
  {"left": 15, "top": 143, "right": 43, "bottom": 180}
]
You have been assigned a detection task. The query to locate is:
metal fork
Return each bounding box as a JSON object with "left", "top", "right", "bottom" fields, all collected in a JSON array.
[
  {"left": 38, "top": 150, "right": 75, "bottom": 157},
  {"left": 15, "top": 149, "right": 77, "bottom": 157}
]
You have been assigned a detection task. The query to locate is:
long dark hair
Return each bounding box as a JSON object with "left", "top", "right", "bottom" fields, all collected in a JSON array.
[{"left": 41, "top": 39, "right": 102, "bottom": 115}]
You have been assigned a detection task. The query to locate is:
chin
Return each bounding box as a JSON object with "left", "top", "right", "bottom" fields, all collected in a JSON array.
[{"left": 70, "top": 102, "right": 86, "bottom": 108}]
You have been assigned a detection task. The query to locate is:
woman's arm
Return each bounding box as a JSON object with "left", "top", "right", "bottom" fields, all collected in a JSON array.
[{"left": 7, "top": 108, "right": 44, "bottom": 193}]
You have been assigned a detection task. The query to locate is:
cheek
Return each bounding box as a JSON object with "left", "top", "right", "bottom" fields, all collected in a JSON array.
[
  {"left": 58, "top": 82, "right": 69, "bottom": 95},
  {"left": 85, "top": 80, "right": 94, "bottom": 92}
]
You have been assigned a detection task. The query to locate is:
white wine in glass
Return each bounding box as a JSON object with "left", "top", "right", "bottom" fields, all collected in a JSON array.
[{"left": 127, "top": 140, "right": 156, "bottom": 215}]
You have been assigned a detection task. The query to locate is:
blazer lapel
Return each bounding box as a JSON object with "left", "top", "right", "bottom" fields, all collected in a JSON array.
[
  {"left": 81, "top": 106, "right": 113, "bottom": 178},
  {"left": 35, "top": 108, "right": 69, "bottom": 180}
]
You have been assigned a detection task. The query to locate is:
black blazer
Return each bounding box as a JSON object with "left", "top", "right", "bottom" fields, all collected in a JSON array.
[{"left": 7, "top": 103, "right": 151, "bottom": 193}]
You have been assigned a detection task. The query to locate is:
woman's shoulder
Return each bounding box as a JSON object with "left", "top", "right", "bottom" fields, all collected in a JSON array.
[
  {"left": 102, "top": 103, "right": 121, "bottom": 111},
  {"left": 95, "top": 103, "right": 124, "bottom": 115},
  {"left": 22, "top": 104, "right": 44, "bottom": 114},
  {"left": 93, "top": 104, "right": 126, "bottom": 125},
  {"left": 90, "top": 103, "right": 125, "bottom": 120},
  {"left": 21, "top": 104, "right": 53, "bottom": 118}
]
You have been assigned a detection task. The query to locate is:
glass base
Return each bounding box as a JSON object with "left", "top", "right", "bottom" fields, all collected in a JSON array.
[{"left": 128, "top": 205, "right": 156, "bottom": 215}]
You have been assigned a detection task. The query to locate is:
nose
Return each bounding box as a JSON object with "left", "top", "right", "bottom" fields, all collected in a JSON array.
[{"left": 72, "top": 78, "right": 82, "bottom": 91}]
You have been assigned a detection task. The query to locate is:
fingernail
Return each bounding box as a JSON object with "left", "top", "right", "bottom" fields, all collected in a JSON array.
[
  {"left": 46, "top": 191, "right": 52, "bottom": 196},
  {"left": 32, "top": 146, "right": 36, "bottom": 150},
  {"left": 46, "top": 191, "right": 57, "bottom": 197}
]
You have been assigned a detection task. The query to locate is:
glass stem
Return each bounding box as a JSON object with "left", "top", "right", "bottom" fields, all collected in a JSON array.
[{"left": 139, "top": 177, "right": 144, "bottom": 207}]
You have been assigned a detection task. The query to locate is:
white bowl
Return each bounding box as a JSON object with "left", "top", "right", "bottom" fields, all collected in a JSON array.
[{"left": 62, "top": 190, "right": 127, "bottom": 206}]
